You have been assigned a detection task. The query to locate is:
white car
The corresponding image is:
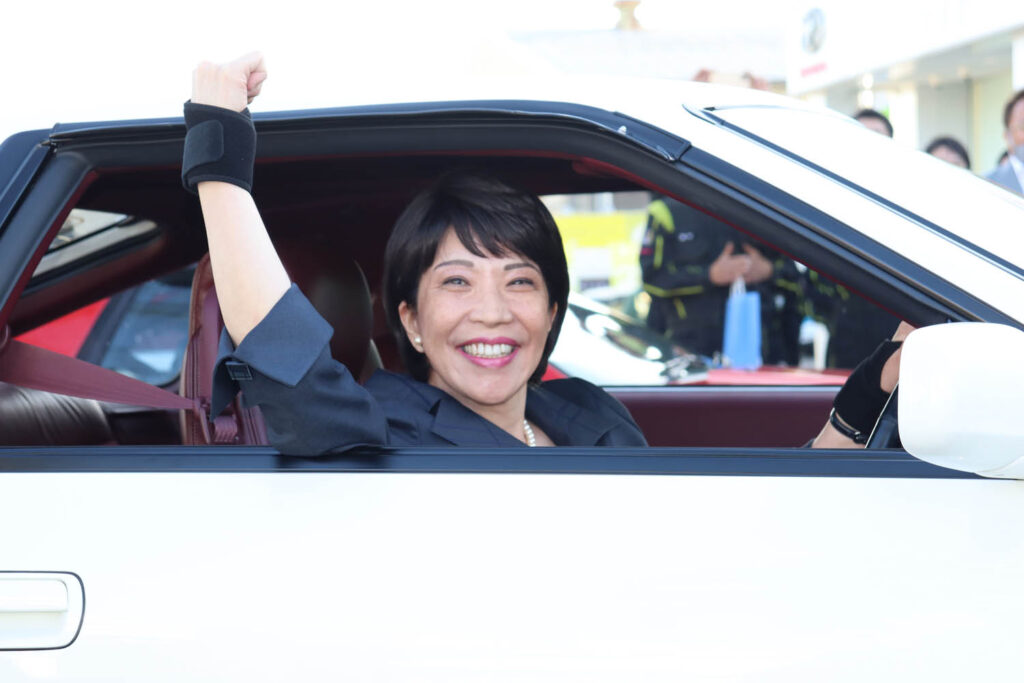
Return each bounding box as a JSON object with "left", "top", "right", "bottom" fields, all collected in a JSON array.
[{"left": 1, "top": 79, "right": 1023, "bottom": 681}]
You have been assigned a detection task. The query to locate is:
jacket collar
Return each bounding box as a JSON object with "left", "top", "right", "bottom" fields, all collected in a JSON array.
[
  {"left": 405, "top": 377, "right": 615, "bottom": 447},
  {"left": 525, "top": 383, "right": 618, "bottom": 446},
  {"left": 388, "top": 371, "right": 619, "bottom": 447},
  {"left": 428, "top": 395, "right": 524, "bottom": 447}
]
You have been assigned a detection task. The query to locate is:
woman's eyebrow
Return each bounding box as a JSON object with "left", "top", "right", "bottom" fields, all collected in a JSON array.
[
  {"left": 505, "top": 262, "right": 539, "bottom": 271},
  {"left": 434, "top": 259, "right": 475, "bottom": 270}
]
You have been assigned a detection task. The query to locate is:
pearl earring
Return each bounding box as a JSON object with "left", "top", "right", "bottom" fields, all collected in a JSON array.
[{"left": 413, "top": 336, "right": 422, "bottom": 349}]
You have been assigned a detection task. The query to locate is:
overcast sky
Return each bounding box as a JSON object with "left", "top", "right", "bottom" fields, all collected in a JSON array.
[{"left": 1, "top": 0, "right": 791, "bottom": 142}]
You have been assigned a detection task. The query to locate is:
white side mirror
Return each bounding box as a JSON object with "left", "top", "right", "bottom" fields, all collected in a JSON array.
[{"left": 900, "top": 322, "right": 1024, "bottom": 478}]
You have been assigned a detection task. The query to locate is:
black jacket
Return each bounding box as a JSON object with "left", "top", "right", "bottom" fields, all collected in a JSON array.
[{"left": 212, "top": 286, "right": 647, "bottom": 454}]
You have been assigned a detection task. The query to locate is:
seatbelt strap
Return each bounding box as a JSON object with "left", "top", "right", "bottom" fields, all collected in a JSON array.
[{"left": 0, "top": 328, "right": 199, "bottom": 413}]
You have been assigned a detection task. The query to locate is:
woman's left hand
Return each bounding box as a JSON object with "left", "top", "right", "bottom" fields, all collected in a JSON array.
[
  {"left": 811, "top": 320, "right": 917, "bottom": 449},
  {"left": 879, "top": 321, "right": 915, "bottom": 393}
]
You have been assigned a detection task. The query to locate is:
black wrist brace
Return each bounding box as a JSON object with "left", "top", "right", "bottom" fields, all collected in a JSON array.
[
  {"left": 833, "top": 340, "right": 902, "bottom": 435},
  {"left": 181, "top": 101, "right": 256, "bottom": 195}
]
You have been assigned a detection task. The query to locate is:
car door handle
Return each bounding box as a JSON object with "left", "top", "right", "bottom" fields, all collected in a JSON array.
[
  {"left": 0, "top": 572, "right": 84, "bottom": 650},
  {"left": 0, "top": 579, "right": 69, "bottom": 612}
]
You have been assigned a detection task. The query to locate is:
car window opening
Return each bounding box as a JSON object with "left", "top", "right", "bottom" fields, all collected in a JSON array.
[{"left": 1, "top": 150, "right": 913, "bottom": 450}]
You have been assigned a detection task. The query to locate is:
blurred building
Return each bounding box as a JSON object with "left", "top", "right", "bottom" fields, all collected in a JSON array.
[
  {"left": 787, "top": 2, "right": 1024, "bottom": 172},
  {"left": 509, "top": 1, "right": 786, "bottom": 90}
]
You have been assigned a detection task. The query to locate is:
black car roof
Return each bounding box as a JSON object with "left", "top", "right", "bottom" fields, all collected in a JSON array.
[{"left": 45, "top": 100, "right": 688, "bottom": 162}]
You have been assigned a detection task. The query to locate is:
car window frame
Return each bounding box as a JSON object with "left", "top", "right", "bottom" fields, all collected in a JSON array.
[{"left": 0, "top": 104, "right": 1012, "bottom": 459}]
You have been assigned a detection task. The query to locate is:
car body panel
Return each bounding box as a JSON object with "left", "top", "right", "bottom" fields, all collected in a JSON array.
[{"left": 1, "top": 466, "right": 1020, "bottom": 681}]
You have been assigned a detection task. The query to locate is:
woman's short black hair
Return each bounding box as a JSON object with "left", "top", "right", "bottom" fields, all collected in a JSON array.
[
  {"left": 925, "top": 136, "right": 971, "bottom": 170},
  {"left": 382, "top": 172, "right": 569, "bottom": 384}
]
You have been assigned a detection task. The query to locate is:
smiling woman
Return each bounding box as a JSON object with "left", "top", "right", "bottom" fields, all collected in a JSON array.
[
  {"left": 191, "top": 54, "right": 650, "bottom": 452},
  {"left": 187, "top": 53, "right": 896, "bottom": 454},
  {"left": 387, "top": 174, "right": 566, "bottom": 443}
]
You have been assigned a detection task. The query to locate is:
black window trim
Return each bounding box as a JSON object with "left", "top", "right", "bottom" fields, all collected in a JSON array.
[
  {"left": 0, "top": 107, "right": 1014, "bottom": 471},
  {"left": 32, "top": 103, "right": 1018, "bottom": 324},
  {"left": 0, "top": 445, "right": 981, "bottom": 479}
]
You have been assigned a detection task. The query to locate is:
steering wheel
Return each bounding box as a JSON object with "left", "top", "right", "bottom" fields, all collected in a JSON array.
[{"left": 866, "top": 385, "right": 901, "bottom": 449}]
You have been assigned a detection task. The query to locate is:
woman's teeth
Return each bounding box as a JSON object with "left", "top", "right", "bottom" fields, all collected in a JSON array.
[{"left": 462, "top": 343, "right": 514, "bottom": 358}]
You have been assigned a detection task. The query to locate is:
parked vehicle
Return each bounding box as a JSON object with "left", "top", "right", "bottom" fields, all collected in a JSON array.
[{"left": 1, "top": 80, "right": 1023, "bottom": 680}]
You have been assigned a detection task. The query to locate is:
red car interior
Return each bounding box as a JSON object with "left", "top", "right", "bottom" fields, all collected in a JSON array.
[
  {"left": 1, "top": 148, "right": 840, "bottom": 449},
  {"left": 180, "top": 253, "right": 384, "bottom": 446}
]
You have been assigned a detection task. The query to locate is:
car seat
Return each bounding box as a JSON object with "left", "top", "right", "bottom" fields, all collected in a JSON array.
[{"left": 180, "top": 254, "right": 381, "bottom": 445}]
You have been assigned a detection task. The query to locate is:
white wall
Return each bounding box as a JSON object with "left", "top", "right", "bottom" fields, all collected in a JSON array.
[
  {"left": 972, "top": 70, "right": 1013, "bottom": 174},
  {"left": 917, "top": 80, "right": 971, "bottom": 156}
]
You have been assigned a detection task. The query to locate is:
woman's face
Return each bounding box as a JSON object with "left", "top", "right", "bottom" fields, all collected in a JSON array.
[{"left": 398, "top": 228, "right": 556, "bottom": 416}]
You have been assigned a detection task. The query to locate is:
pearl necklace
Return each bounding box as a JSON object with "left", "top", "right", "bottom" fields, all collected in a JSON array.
[{"left": 523, "top": 419, "right": 536, "bottom": 447}]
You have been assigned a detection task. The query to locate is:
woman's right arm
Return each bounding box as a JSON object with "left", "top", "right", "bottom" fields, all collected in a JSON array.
[
  {"left": 190, "top": 53, "right": 290, "bottom": 345},
  {"left": 189, "top": 54, "right": 391, "bottom": 454}
]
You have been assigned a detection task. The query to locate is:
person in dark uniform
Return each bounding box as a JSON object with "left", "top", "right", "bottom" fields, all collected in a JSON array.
[
  {"left": 762, "top": 257, "right": 805, "bottom": 366},
  {"left": 639, "top": 196, "right": 801, "bottom": 362},
  {"left": 804, "top": 270, "right": 902, "bottom": 369}
]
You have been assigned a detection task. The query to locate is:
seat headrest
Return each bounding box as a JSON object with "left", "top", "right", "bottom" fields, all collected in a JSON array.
[
  {"left": 179, "top": 254, "right": 379, "bottom": 447},
  {"left": 297, "top": 259, "right": 375, "bottom": 375}
]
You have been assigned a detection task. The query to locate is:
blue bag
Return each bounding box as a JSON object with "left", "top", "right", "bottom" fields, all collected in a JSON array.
[{"left": 722, "top": 278, "right": 762, "bottom": 370}]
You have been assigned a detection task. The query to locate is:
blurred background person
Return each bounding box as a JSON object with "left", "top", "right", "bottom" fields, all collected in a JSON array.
[
  {"left": 638, "top": 69, "right": 804, "bottom": 366},
  {"left": 925, "top": 136, "right": 971, "bottom": 170},
  {"left": 985, "top": 90, "right": 1024, "bottom": 194},
  {"left": 802, "top": 270, "right": 901, "bottom": 369},
  {"left": 639, "top": 196, "right": 770, "bottom": 359},
  {"left": 853, "top": 108, "right": 893, "bottom": 137},
  {"left": 639, "top": 196, "right": 803, "bottom": 365}
]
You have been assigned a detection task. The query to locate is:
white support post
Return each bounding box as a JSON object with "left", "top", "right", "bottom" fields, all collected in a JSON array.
[{"left": 1013, "top": 32, "right": 1024, "bottom": 92}]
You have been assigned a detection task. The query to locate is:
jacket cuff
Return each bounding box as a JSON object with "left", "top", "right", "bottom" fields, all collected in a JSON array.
[{"left": 211, "top": 284, "right": 333, "bottom": 415}]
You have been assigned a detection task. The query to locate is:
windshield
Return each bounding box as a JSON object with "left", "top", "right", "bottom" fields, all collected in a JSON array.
[{"left": 707, "top": 105, "right": 1024, "bottom": 275}]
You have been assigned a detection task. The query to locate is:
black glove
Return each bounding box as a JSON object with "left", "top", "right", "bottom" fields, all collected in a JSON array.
[
  {"left": 181, "top": 101, "right": 257, "bottom": 195},
  {"left": 831, "top": 340, "right": 902, "bottom": 441}
]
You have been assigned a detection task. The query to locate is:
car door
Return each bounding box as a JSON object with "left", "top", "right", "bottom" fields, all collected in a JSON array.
[{"left": 2, "top": 449, "right": 1022, "bottom": 681}]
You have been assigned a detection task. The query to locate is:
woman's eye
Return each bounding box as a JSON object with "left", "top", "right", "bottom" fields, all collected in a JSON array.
[
  {"left": 443, "top": 276, "right": 468, "bottom": 286},
  {"left": 509, "top": 277, "right": 536, "bottom": 287}
]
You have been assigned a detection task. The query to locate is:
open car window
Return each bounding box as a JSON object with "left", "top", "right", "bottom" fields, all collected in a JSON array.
[
  {"left": 1, "top": 103, "right": 930, "bottom": 450},
  {"left": 17, "top": 187, "right": 898, "bottom": 398},
  {"left": 543, "top": 189, "right": 896, "bottom": 386}
]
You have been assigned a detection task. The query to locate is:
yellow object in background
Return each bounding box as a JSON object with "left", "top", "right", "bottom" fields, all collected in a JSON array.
[{"left": 553, "top": 211, "right": 646, "bottom": 298}]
